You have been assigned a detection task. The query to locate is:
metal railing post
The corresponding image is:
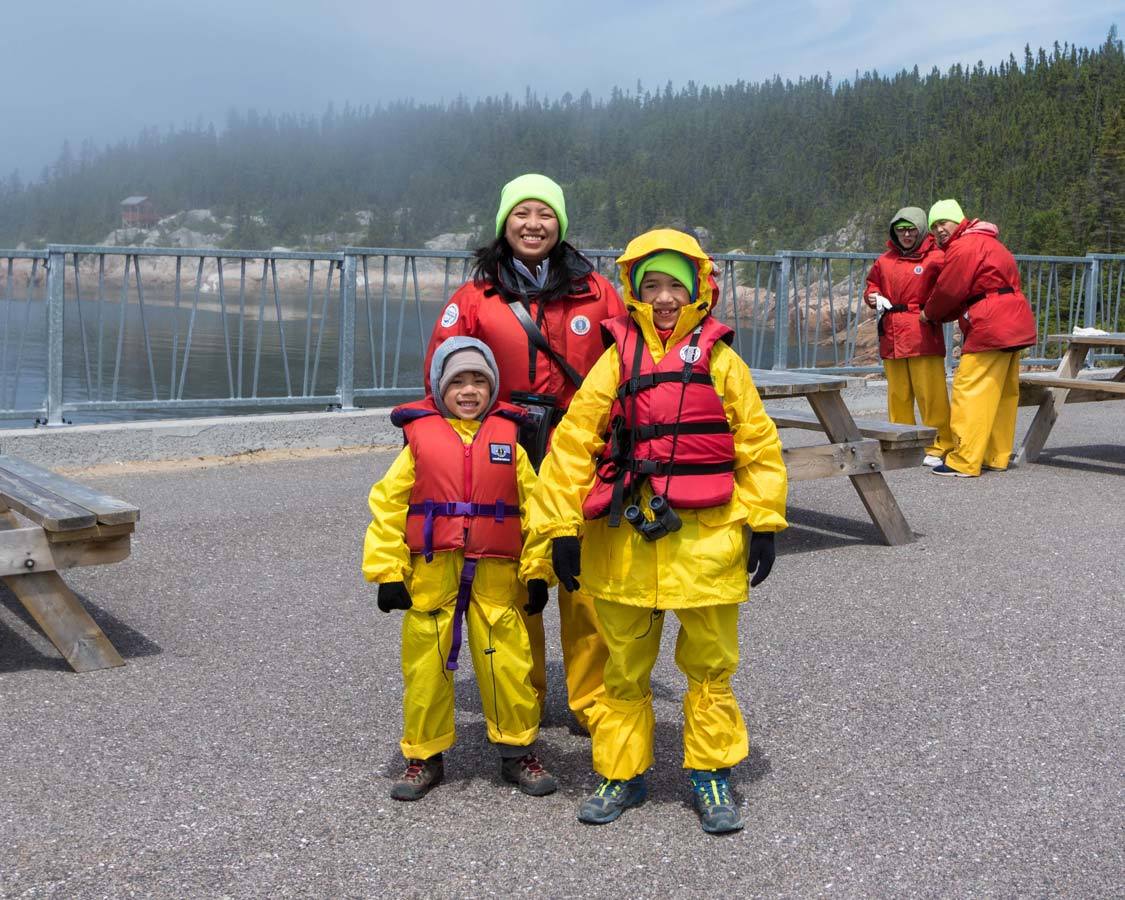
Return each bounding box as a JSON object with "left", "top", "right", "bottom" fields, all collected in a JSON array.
[
  {"left": 45, "top": 246, "right": 66, "bottom": 425},
  {"left": 773, "top": 252, "right": 791, "bottom": 369},
  {"left": 1084, "top": 255, "right": 1100, "bottom": 328},
  {"left": 338, "top": 252, "right": 357, "bottom": 409}
]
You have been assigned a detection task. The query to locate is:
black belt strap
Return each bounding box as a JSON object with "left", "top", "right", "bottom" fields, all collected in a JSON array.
[
  {"left": 966, "top": 286, "right": 1015, "bottom": 306},
  {"left": 884, "top": 304, "right": 910, "bottom": 313},
  {"left": 631, "top": 421, "right": 731, "bottom": 440},
  {"left": 631, "top": 459, "right": 735, "bottom": 477},
  {"left": 506, "top": 295, "right": 585, "bottom": 389},
  {"left": 616, "top": 371, "right": 713, "bottom": 400}
]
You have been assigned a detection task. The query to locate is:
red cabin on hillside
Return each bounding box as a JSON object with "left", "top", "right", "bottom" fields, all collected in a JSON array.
[{"left": 120, "top": 196, "right": 158, "bottom": 227}]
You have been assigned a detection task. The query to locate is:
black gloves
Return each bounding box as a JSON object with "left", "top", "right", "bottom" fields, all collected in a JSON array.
[
  {"left": 377, "top": 581, "right": 413, "bottom": 612},
  {"left": 551, "top": 536, "right": 582, "bottom": 592},
  {"left": 747, "top": 532, "right": 776, "bottom": 587},
  {"left": 524, "top": 579, "right": 549, "bottom": 615}
]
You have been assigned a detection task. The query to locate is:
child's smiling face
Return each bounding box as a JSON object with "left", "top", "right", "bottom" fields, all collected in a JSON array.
[
  {"left": 442, "top": 371, "right": 491, "bottom": 419},
  {"left": 639, "top": 271, "right": 692, "bottom": 330}
]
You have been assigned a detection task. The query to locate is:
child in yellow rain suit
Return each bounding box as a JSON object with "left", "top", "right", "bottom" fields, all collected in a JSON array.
[
  {"left": 527, "top": 229, "right": 788, "bottom": 834},
  {"left": 362, "top": 336, "right": 557, "bottom": 801}
]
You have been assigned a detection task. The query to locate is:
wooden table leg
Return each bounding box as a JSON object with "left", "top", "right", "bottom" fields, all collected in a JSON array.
[
  {"left": 807, "top": 390, "right": 915, "bottom": 545},
  {"left": 1015, "top": 345, "right": 1086, "bottom": 466},
  {"left": 2, "top": 571, "right": 125, "bottom": 672}
]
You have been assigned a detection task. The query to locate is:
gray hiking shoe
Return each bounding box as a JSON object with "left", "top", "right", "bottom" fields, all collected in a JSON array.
[
  {"left": 390, "top": 754, "right": 444, "bottom": 801},
  {"left": 689, "top": 768, "right": 744, "bottom": 834},
  {"left": 500, "top": 753, "right": 558, "bottom": 796},
  {"left": 577, "top": 775, "right": 647, "bottom": 824}
]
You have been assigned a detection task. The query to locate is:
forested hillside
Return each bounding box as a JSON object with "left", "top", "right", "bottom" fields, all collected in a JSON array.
[{"left": 2, "top": 29, "right": 1122, "bottom": 255}]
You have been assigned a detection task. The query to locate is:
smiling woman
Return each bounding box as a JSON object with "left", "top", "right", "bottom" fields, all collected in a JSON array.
[{"left": 423, "top": 172, "right": 624, "bottom": 734}]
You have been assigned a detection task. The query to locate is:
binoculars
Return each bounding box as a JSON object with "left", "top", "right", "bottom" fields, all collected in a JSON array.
[{"left": 623, "top": 495, "right": 682, "bottom": 541}]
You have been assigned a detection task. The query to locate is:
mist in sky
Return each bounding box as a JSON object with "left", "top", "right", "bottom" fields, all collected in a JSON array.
[{"left": 1, "top": 1, "right": 1119, "bottom": 178}]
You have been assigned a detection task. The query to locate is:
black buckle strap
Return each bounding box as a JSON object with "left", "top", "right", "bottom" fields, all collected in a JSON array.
[
  {"left": 631, "top": 459, "right": 735, "bottom": 477},
  {"left": 631, "top": 421, "right": 732, "bottom": 440},
  {"left": 616, "top": 371, "right": 713, "bottom": 400},
  {"left": 966, "top": 286, "right": 1015, "bottom": 306}
]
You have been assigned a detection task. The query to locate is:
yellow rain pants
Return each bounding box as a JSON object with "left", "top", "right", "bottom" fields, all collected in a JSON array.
[
  {"left": 883, "top": 355, "right": 954, "bottom": 458},
  {"left": 520, "top": 586, "right": 607, "bottom": 728},
  {"left": 400, "top": 569, "right": 539, "bottom": 759},
  {"left": 586, "top": 599, "right": 748, "bottom": 779},
  {"left": 945, "top": 349, "right": 1022, "bottom": 475}
]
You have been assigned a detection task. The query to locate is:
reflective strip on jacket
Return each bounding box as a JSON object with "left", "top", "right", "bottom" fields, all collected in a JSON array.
[
  {"left": 864, "top": 233, "right": 946, "bottom": 359},
  {"left": 526, "top": 229, "right": 787, "bottom": 609},
  {"left": 923, "top": 219, "right": 1037, "bottom": 353}
]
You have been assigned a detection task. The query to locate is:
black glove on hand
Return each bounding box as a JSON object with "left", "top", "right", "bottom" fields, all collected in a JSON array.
[
  {"left": 377, "top": 581, "right": 413, "bottom": 612},
  {"left": 551, "top": 536, "right": 582, "bottom": 592},
  {"left": 524, "top": 579, "right": 549, "bottom": 616},
  {"left": 747, "top": 532, "right": 776, "bottom": 588}
]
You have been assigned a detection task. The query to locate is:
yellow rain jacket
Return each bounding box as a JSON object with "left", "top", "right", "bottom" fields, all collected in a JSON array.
[{"left": 527, "top": 229, "right": 787, "bottom": 609}]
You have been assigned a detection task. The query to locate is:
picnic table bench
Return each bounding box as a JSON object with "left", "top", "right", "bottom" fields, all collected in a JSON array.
[
  {"left": 753, "top": 369, "right": 933, "bottom": 545},
  {"left": 0, "top": 455, "right": 138, "bottom": 672},
  {"left": 1016, "top": 333, "right": 1125, "bottom": 465}
]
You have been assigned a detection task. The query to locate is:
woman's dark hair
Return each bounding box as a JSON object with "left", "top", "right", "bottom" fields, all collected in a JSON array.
[{"left": 471, "top": 236, "right": 578, "bottom": 302}]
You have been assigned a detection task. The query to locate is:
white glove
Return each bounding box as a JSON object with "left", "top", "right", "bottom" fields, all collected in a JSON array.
[{"left": 870, "top": 293, "right": 893, "bottom": 313}]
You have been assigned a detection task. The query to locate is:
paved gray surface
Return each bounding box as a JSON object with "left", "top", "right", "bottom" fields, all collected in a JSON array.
[{"left": 1, "top": 402, "right": 1122, "bottom": 898}]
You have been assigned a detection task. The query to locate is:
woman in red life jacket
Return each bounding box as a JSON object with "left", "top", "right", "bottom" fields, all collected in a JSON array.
[
  {"left": 920, "top": 199, "right": 1037, "bottom": 477},
  {"left": 424, "top": 174, "right": 625, "bottom": 731},
  {"left": 362, "top": 336, "right": 556, "bottom": 801},
  {"left": 527, "top": 229, "right": 787, "bottom": 834},
  {"left": 864, "top": 205, "right": 952, "bottom": 465}
]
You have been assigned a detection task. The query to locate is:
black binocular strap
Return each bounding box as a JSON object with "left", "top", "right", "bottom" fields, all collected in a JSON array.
[{"left": 507, "top": 286, "right": 584, "bottom": 389}]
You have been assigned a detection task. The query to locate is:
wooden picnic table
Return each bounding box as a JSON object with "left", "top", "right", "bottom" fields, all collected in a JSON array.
[
  {"left": 752, "top": 369, "right": 929, "bottom": 545},
  {"left": 0, "top": 455, "right": 138, "bottom": 672},
  {"left": 1016, "top": 333, "right": 1125, "bottom": 465}
]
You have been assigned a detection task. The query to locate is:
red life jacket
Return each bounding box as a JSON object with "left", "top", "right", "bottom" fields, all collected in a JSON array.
[
  {"left": 582, "top": 315, "right": 736, "bottom": 521},
  {"left": 390, "top": 397, "right": 525, "bottom": 561}
]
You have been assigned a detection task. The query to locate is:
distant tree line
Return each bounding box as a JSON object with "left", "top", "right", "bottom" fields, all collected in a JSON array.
[{"left": 1, "top": 28, "right": 1122, "bottom": 256}]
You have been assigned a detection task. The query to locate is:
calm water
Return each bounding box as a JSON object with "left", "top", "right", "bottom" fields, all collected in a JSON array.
[{"left": 0, "top": 289, "right": 777, "bottom": 428}]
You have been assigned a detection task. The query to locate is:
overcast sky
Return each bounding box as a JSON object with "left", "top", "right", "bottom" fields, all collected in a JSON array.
[{"left": 1, "top": 1, "right": 1119, "bottom": 179}]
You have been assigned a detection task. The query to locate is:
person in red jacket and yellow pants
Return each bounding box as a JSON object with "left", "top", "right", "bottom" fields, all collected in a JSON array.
[
  {"left": 528, "top": 229, "right": 787, "bottom": 834},
  {"left": 864, "top": 205, "right": 952, "bottom": 465},
  {"left": 425, "top": 174, "right": 625, "bottom": 731},
  {"left": 921, "top": 199, "right": 1037, "bottom": 476},
  {"left": 363, "top": 336, "right": 557, "bottom": 801}
]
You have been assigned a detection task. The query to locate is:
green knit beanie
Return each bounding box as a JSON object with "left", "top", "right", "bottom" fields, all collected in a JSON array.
[
  {"left": 494, "top": 174, "right": 568, "bottom": 241},
  {"left": 632, "top": 251, "right": 696, "bottom": 298},
  {"left": 928, "top": 199, "right": 966, "bottom": 230}
]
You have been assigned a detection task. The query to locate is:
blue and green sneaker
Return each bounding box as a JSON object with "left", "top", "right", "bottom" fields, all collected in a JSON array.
[
  {"left": 577, "top": 775, "right": 647, "bottom": 825},
  {"left": 688, "top": 768, "right": 744, "bottom": 834}
]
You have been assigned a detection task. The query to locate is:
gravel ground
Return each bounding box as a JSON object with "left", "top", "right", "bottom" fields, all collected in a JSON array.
[{"left": 1, "top": 401, "right": 1122, "bottom": 899}]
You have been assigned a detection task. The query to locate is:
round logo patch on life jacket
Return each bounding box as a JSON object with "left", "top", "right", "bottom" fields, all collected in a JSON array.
[
  {"left": 913, "top": 265, "right": 924, "bottom": 275},
  {"left": 440, "top": 303, "right": 459, "bottom": 328},
  {"left": 679, "top": 346, "right": 703, "bottom": 364},
  {"left": 570, "top": 315, "right": 591, "bottom": 335}
]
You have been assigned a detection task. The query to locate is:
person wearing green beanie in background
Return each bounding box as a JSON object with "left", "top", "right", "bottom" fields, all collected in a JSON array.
[
  {"left": 424, "top": 173, "right": 625, "bottom": 732},
  {"left": 863, "top": 206, "right": 953, "bottom": 466},
  {"left": 920, "top": 198, "right": 1037, "bottom": 476}
]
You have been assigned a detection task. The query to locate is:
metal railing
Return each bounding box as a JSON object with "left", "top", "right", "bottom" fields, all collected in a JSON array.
[{"left": 0, "top": 244, "right": 1122, "bottom": 426}]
